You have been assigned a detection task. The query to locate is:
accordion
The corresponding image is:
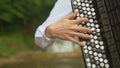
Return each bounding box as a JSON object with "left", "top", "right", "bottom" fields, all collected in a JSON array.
[{"left": 71, "top": 0, "right": 120, "bottom": 68}]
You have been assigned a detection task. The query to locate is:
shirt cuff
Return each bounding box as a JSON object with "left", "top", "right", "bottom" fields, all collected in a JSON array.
[
  {"left": 43, "top": 33, "right": 55, "bottom": 41},
  {"left": 43, "top": 27, "right": 55, "bottom": 41}
]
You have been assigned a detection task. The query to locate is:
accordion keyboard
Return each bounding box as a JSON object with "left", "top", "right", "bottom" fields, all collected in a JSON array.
[{"left": 71, "top": 0, "right": 110, "bottom": 68}]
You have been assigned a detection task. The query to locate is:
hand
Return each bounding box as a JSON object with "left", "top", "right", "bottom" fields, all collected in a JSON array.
[{"left": 45, "top": 11, "right": 92, "bottom": 46}]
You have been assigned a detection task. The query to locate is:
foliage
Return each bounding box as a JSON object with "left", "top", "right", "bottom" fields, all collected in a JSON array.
[
  {"left": 0, "top": 0, "right": 56, "bottom": 32},
  {"left": 0, "top": 0, "right": 56, "bottom": 23},
  {"left": 0, "top": 0, "right": 56, "bottom": 57}
]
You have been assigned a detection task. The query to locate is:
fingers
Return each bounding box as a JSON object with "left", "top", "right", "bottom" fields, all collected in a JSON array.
[
  {"left": 66, "top": 36, "right": 86, "bottom": 46},
  {"left": 69, "top": 25, "right": 92, "bottom": 33},
  {"left": 68, "top": 31, "right": 92, "bottom": 39},
  {"left": 65, "top": 9, "right": 89, "bottom": 25},
  {"left": 72, "top": 18, "right": 89, "bottom": 25},
  {"left": 65, "top": 31, "right": 92, "bottom": 46},
  {"left": 65, "top": 10, "right": 78, "bottom": 19}
]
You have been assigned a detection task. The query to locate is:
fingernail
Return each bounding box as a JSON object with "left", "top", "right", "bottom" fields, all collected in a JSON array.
[
  {"left": 82, "top": 41, "right": 86, "bottom": 46},
  {"left": 90, "top": 29, "right": 93, "bottom": 32},
  {"left": 75, "top": 9, "right": 79, "bottom": 12},
  {"left": 91, "top": 35, "right": 93, "bottom": 38}
]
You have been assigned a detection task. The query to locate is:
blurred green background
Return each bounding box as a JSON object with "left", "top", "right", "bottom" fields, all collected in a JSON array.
[{"left": 0, "top": 0, "right": 56, "bottom": 58}]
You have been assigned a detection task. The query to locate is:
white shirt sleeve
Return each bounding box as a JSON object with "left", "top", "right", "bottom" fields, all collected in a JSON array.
[{"left": 35, "top": 0, "right": 73, "bottom": 48}]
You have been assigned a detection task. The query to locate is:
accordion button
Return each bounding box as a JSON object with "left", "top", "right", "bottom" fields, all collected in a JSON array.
[
  {"left": 82, "top": 3, "right": 86, "bottom": 6},
  {"left": 81, "top": 0, "right": 84, "bottom": 2},
  {"left": 87, "top": 42, "right": 91, "bottom": 45},
  {"left": 93, "top": 36, "right": 97, "bottom": 39},
  {"left": 101, "top": 50, "right": 105, "bottom": 54},
  {"left": 90, "top": 39, "right": 94, "bottom": 42},
  {"left": 96, "top": 29, "right": 100, "bottom": 32},
  {"left": 99, "top": 58, "right": 104, "bottom": 62},
  {"left": 88, "top": 11, "right": 92, "bottom": 15},
  {"left": 81, "top": 22, "right": 85, "bottom": 25},
  {"left": 72, "top": 0, "right": 110, "bottom": 67},
  {"left": 98, "top": 53, "right": 102, "bottom": 57},
  {"left": 95, "top": 57, "right": 99, "bottom": 60},
  {"left": 90, "top": 55, "right": 94, "bottom": 58},
  {"left": 96, "top": 45, "right": 100, "bottom": 48},
  {"left": 73, "top": 1, "right": 77, "bottom": 5},
  {"left": 85, "top": 0, "right": 89, "bottom": 3},
  {"left": 89, "top": 1, "right": 92, "bottom": 3},
  {"left": 93, "top": 48, "right": 97, "bottom": 51},
  {"left": 89, "top": 19, "right": 93, "bottom": 22},
  {"left": 91, "top": 23, "right": 94, "bottom": 26},
  {"left": 80, "top": 10, "right": 84, "bottom": 13},
  {"left": 87, "top": 63, "right": 91, "bottom": 67},
  {"left": 100, "top": 63, "right": 105, "bottom": 66},
  {"left": 84, "top": 15, "right": 88, "bottom": 18},
  {"left": 80, "top": 14, "right": 84, "bottom": 17},
  {"left": 96, "top": 66, "right": 101, "bottom": 68},
  {"left": 77, "top": 2, "right": 81, "bottom": 6},
  {"left": 105, "top": 64, "right": 109, "bottom": 68},
  {"left": 85, "top": 54, "right": 89, "bottom": 57},
  {"left": 93, "top": 16, "right": 96, "bottom": 19},
  {"left": 96, "top": 61, "right": 100, "bottom": 64},
  {"left": 83, "top": 7, "right": 87, "bottom": 10},
  {"left": 94, "top": 52, "right": 98, "bottom": 56},
  {"left": 95, "top": 40, "right": 99, "bottom": 44},
  {"left": 89, "top": 51, "right": 93, "bottom": 54},
  {"left": 87, "top": 7, "right": 90, "bottom": 11},
  {"left": 91, "top": 8, "right": 95, "bottom": 12},
  {"left": 77, "top": 17, "right": 80, "bottom": 19},
  {"left": 90, "top": 4, "right": 93, "bottom": 8},
  {"left": 95, "top": 24, "right": 99, "bottom": 28},
  {"left": 89, "top": 15, "right": 93, "bottom": 18},
  {"left": 97, "top": 33, "right": 101, "bottom": 36},
  {"left": 84, "top": 50, "right": 88, "bottom": 53},
  {"left": 104, "top": 59, "right": 108, "bottom": 63},
  {"left": 92, "top": 64, "right": 96, "bottom": 68},
  {"left": 87, "top": 23, "right": 90, "bottom": 26},
  {"left": 84, "top": 46, "right": 87, "bottom": 49},
  {"left": 84, "top": 11, "right": 87, "bottom": 14},
  {"left": 78, "top": 6, "right": 82, "bottom": 9},
  {"left": 100, "top": 41, "right": 104, "bottom": 45},
  {"left": 86, "top": 3, "right": 90, "bottom": 7},
  {"left": 92, "top": 28, "right": 96, "bottom": 32},
  {"left": 102, "top": 55, "right": 106, "bottom": 58},
  {"left": 86, "top": 58, "right": 90, "bottom": 62},
  {"left": 88, "top": 46, "right": 92, "bottom": 50},
  {"left": 100, "top": 46, "right": 104, "bottom": 50},
  {"left": 92, "top": 12, "right": 96, "bottom": 16},
  {"left": 94, "top": 20, "right": 98, "bottom": 23}
]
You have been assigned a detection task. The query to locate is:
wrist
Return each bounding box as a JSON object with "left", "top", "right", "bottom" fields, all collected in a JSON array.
[{"left": 45, "top": 25, "right": 56, "bottom": 39}]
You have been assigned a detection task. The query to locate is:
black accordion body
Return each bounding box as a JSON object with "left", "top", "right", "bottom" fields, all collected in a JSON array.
[{"left": 71, "top": 0, "right": 120, "bottom": 68}]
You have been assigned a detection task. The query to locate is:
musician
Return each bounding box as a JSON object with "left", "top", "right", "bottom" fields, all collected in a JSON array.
[{"left": 35, "top": 0, "right": 92, "bottom": 48}]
